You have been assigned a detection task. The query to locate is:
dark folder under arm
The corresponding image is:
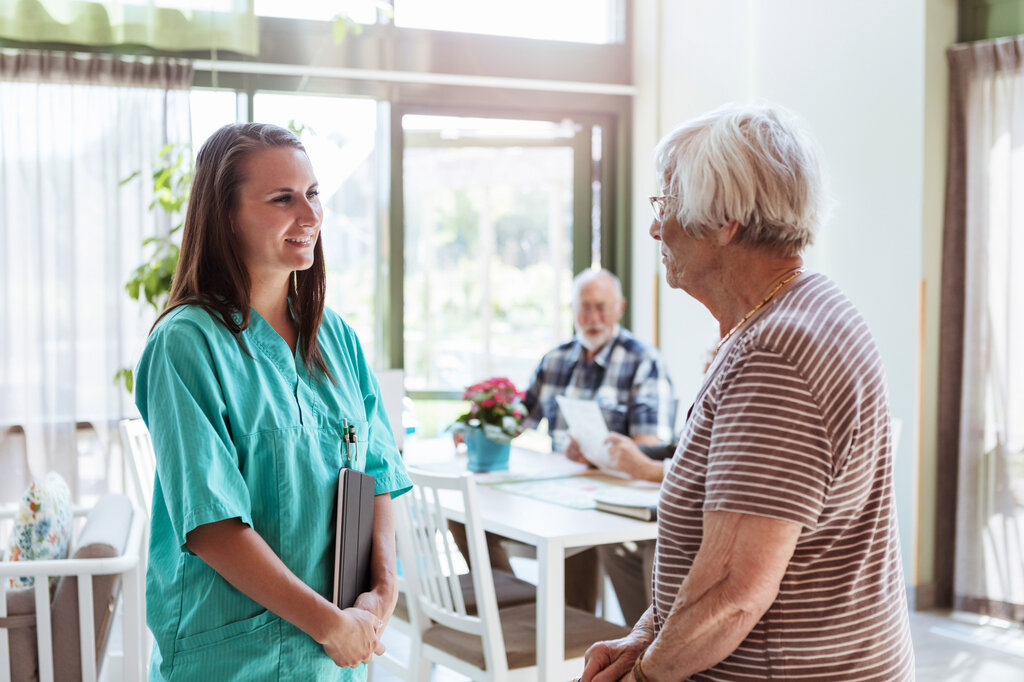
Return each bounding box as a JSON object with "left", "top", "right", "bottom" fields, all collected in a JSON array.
[{"left": 333, "top": 468, "right": 376, "bottom": 610}]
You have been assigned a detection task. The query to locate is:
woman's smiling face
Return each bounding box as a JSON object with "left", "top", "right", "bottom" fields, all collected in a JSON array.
[{"left": 232, "top": 146, "right": 323, "bottom": 285}]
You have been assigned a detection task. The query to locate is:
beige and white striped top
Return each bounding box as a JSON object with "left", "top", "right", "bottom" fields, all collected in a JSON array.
[{"left": 653, "top": 272, "right": 914, "bottom": 681}]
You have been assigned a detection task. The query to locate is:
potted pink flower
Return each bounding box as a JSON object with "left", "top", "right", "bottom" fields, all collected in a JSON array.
[{"left": 454, "top": 377, "right": 527, "bottom": 471}]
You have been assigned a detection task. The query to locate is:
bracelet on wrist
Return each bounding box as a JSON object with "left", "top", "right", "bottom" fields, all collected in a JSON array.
[{"left": 632, "top": 652, "right": 650, "bottom": 682}]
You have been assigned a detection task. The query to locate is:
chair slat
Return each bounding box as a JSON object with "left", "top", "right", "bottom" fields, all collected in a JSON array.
[
  {"left": 1, "top": 578, "right": 11, "bottom": 682},
  {"left": 78, "top": 574, "right": 97, "bottom": 682},
  {"left": 34, "top": 580, "right": 53, "bottom": 682}
]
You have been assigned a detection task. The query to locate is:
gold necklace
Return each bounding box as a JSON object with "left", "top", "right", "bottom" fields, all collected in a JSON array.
[{"left": 713, "top": 268, "right": 805, "bottom": 359}]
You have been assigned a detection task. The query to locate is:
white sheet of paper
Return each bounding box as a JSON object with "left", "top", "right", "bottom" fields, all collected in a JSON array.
[{"left": 554, "top": 396, "right": 627, "bottom": 477}]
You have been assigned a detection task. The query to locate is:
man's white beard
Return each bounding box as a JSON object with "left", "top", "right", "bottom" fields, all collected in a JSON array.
[{"left": 576, "top": 329, "right": 611, "bottom": 352}]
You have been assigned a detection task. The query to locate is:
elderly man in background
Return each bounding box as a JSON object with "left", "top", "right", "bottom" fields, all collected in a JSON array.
[
  {"left": 522, "top": 268, "right": 676, "bottom": 456},
  {"left": 454, "top": 268, "right": 676, "bottom": 614},
  {"left": 581, "top": 103, "right": 913, "bottom": 681}
]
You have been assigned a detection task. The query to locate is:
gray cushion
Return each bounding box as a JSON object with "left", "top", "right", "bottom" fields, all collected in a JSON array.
[
  {"left": 393, "top": 569, "right": 536, "bottom": 623},
  {"left": 3, "top": 494, "right": 133, "bottom": 682},
  {"left": 422, "top": 602, "right": 631, "bottom": 670}
]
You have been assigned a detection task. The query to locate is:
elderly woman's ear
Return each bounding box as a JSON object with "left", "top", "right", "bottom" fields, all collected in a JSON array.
[{"left": 715, "top": 220, "right": 742, "bottom": 246}]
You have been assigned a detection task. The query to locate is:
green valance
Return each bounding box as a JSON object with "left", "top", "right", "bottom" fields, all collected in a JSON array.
[
  {"left": 0, "top": 0, "right": 258, "bottom": 55},
  {"left": 961, "top": 0, "right": 1024, "bottom": 41}
]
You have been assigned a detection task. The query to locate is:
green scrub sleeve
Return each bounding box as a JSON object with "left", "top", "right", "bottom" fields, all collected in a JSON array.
[{"left": 135, "top": 319, "right": 254, "bottom": 552}]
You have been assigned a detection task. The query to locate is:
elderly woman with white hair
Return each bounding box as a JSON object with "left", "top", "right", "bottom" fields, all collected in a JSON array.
[{"left": 579, "top": 104, "right": 914, "bottom": 681}]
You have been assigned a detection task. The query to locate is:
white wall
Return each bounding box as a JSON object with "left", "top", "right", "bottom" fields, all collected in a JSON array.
[{"left": 631, "top": 0, "right": 957, "bottom": 583}]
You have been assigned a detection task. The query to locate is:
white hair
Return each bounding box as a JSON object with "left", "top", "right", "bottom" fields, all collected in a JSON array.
[
  {"left": 571, "top": 268, "right": 622, "bottom": 309},
  {"left": 653, "top": 103, "right": 829, "bottom": 256}
]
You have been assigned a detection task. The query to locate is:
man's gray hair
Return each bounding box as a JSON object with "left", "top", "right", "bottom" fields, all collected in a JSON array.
[
  {"left": 571, "top": 268, "right": 623, "bottom": 309},
  {"left": 653, "top": 103, "right": 829, "bottom": 256}
]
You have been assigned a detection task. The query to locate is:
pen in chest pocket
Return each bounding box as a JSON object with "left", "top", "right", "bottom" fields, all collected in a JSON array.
[
  {"left": 348, "top": 424, "right": 358, "bottom": 468},
  {"left": 343, "top": 418, "right": 351, "bottom": 467}
]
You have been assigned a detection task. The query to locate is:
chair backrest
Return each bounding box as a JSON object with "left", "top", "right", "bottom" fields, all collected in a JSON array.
[
  {"left": 118, "top": 419, "right": 155, "bottom": 521},
  {"left": 395, "top": 469, "right": 507, "bottom": 678}
]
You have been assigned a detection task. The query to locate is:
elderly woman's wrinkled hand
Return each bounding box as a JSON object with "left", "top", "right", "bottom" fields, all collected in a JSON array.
[
  {"left": 578, "top": 629, "right": 652, "bottom": 682},
  {"left": 605, "top": 433, "right": 663, "bottom": 482}
]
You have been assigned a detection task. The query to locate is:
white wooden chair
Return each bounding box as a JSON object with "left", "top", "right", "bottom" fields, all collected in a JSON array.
[
  {"left": 395, "top": 469, "right": 629, "bottom": 682},
  {"left": 375, "top": 493, "right": 538, "bottom": 681},
  {"left": 118, "top": 419, "right": 156, "bottom": 522},
  {"left": 118, "top": 418, "right": 156, "bottom": 673},
  {"left": 0, "top": 495, "right": 146, "bottom": 682}
]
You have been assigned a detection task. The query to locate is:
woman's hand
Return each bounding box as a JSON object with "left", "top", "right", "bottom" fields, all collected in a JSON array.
[
  {"left": 579, "top": 626, "right": 654, "bottom": 682},
  {"left": 354, "top": 583, "right": 397, "bottom": 624},
  {"left": 318, "top": 607, "right": 385, "bottom": 668},
  {"left": 605, "top": 433, "right": 663, "bottom": 482}
]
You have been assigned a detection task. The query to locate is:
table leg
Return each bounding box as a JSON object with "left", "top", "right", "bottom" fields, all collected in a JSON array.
[{"left": 537, "top": 540, "right": 565, "bottom": 681}]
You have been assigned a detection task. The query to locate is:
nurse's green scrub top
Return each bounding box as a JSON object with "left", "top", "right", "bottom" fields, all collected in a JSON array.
[{"left": 134, "top": 304, "right": 411, "bottom": 681}]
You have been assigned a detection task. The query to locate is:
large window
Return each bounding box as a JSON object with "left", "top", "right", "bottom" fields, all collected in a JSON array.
[
  {"left": 402, "top": 115, "right": 577, "bottom": 394},
  {"left": 4, "top": 5, "right": 634, "bottom": 460}
]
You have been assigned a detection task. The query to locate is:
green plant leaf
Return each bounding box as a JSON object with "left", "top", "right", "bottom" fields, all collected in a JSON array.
[
  {"left": 126, "top": 278, "right": 141, "bottom": 300},
  {"left": 119, "top": 170, "right": 141, "bottom": 186},
  {"left": 333, "top": 17, "right": 348, "bottom": 43},
  {"left": 153, "top": 167, "right": 172, "bottom": 191},
  {"left": 113, "top": 368, "right": 135, "bottom": 393}
]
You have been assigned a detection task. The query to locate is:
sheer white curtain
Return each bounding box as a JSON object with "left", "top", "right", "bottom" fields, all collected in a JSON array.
[
  {"left": 0, "top": 51, "right": 192, "bottom": 503},
  {"left": 948, "top": 37, "right": 1024, "bottom": 621}
]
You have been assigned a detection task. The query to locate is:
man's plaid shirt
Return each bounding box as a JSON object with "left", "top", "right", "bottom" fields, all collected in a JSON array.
[{"left": 522, "top": 326, "right": 675, "bottom": 452}]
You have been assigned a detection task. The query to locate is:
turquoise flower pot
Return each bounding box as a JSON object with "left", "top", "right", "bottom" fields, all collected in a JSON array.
[{"left": 465, "top": 428, "right": 511, "bottom": 472}]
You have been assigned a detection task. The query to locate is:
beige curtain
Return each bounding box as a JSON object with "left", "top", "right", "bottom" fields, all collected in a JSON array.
[
  {"left": 0, "top": 51, "right": 192, "bottom": 504},
  {"left": 942, "top": 36, "right": 1024, "bottom": 622}
]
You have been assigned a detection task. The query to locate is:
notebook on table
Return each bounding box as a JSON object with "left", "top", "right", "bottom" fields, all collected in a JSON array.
[
  {"left": 333, "top": 468, "right": 376, "bottom": 610},
  {"left": 593, "top": 485, "right": 660, "bottom": 521}
]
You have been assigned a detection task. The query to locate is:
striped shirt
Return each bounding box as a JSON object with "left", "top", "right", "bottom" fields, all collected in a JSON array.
[
  {"left": 653, "top": 273, "right": 914, "bottom": 681},
  {"left": 522, "top": 325, "right": 676, "bottom": 452}
]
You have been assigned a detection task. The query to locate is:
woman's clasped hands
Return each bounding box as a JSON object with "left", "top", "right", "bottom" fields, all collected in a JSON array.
[{"left": 319, "top": 605, "right": 386, "bottom": 668}]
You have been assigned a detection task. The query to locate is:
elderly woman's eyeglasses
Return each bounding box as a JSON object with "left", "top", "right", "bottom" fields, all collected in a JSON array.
[{"left": 648, "top": 195, "right": 676, "bottom": 222}]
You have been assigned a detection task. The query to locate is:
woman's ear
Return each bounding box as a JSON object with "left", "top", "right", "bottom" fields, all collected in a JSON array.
[{"left": 716, "top": 219, "right": 741, "bottom": 245}]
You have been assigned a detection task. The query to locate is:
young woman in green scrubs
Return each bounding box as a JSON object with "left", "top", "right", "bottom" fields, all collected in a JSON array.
[{"left": 134, "top": 123, "right": 412, "bottom": 680}]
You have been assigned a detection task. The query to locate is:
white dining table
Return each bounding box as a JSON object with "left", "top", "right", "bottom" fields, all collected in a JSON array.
[{"left": 402, "top": 438, "right": 658, "bottom": 682}]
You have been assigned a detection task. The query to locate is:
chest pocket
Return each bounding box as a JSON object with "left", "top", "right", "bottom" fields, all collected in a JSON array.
[{"left": 338, "top": 419, "right": 370, "bottom": 473}]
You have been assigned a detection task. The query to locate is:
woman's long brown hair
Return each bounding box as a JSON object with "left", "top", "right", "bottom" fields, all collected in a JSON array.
[{"left": 154, "top": 122, "right": 333, "bottom": 381}]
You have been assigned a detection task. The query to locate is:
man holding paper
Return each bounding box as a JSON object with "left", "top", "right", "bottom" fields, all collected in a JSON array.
[{"left": 522, "top": 268, "right": 675, "bottom": 459}]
